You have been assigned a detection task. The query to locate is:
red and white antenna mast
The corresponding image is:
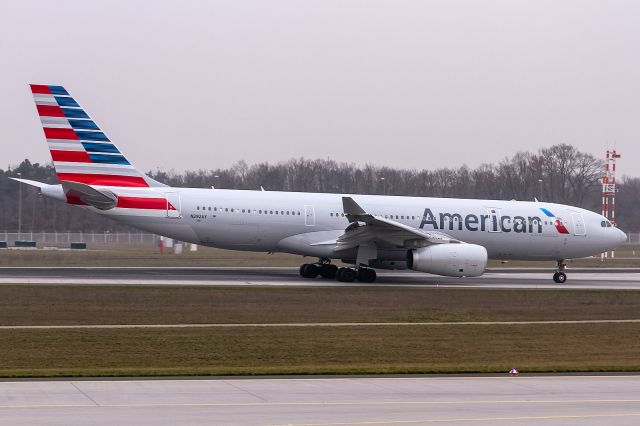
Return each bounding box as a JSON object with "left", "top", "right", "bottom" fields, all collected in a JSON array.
[{"left": 602, "top": 149, "right": 621, "bottom": 258}]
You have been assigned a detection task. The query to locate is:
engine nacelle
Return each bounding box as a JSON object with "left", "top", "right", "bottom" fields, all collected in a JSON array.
[{"left": 407, "top": 244, "right": 487, "bottom": 277}]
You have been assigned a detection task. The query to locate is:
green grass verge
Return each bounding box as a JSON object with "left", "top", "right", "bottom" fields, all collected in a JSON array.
[
  {"left": 1, "top": 324, "right": 639, "bottom": 377},
  {"left": 1, "top": 286, "right": 639, "bottom": 377},
  {"left": 0, "top": 245, "right": 307, "bottom": 267},
  {"left": 1, "top": 286, "right": 640, "bottom": 325}
]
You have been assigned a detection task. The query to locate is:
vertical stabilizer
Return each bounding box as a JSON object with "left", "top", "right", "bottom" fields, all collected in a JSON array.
[{"left": 30, "top": 84, "right": 164, "bottom": 187}]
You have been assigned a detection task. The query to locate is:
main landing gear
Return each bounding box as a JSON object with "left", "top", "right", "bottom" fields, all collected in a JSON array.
[
  {"left": 336, "top": 267, "right": 376, "bottom": 283},
  {"left": 299, "top": 260, "right": 338, "bottom": 279},
  {"left": 553, "top": 260, "right": 567, "bottom": 283},
  {"left": 299, "top": 260, "right": 376, "bottom": 283}
]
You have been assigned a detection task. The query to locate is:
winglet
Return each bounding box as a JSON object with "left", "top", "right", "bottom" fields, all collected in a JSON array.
[{"left": 342, "top": 197, "right": 367, "bottom": 216}]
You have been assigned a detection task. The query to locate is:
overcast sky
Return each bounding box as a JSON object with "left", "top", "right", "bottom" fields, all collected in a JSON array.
[{"left": 1, "top": 0, "right": 638, "bottom": 176}]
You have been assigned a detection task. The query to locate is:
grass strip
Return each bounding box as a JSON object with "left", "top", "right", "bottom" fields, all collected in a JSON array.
[
  {"left": 1, "top": 286, "right": 640, "bottom": 325},
  {"left": 0, "top": 323, "right": 638, "bottom": 377}
]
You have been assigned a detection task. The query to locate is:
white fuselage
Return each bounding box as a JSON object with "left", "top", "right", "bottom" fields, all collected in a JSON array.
[{"left": 87, "top": 186, "right": 626, "bottom": 266}]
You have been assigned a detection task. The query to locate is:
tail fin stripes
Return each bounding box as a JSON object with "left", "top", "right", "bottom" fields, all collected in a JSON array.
[{"left": 30, "top": 84, "right": 161, "bottom": 188}]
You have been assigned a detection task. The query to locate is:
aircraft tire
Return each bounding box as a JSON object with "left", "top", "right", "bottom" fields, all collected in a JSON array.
[
  {"left": 319, "top": 264, "right": 338, "bottom": 279},
  {"left": 357, "top": 268, "right": 376, "bottom": 283},
  {"left": 300, "top": 263, "right": 320, "bottom": 278},
  {"left": 337, "top": 267, "right": 356, "bottom": 282},
  {"left": 553, "top": 272, "right": 567, "bottom": 283}
]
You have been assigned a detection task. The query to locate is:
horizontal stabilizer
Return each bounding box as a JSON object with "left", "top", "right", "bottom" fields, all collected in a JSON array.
[
  {"left": 9, "top": 177, "right": 49, "bottom": 189},
  {"left": 61, "top": 180, "right": 117, "bottom": 210}
]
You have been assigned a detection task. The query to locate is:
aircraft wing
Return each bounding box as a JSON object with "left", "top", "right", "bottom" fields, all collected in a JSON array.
[{"left": 336, "top": 196, "right": 460, "bottom": 251}]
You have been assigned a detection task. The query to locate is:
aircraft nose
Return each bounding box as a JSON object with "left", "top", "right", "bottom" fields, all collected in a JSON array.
[{"left": 614, "top": 228, "right": 627, "bottom": 245}]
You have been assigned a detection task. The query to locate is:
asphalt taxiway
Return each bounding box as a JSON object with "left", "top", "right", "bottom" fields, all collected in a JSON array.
[
  {"left": 0, "top": 267, "right": 639, "bottom": 289},
  {"left": 1, "top": 375, "right": 639, "bottom": 425}
]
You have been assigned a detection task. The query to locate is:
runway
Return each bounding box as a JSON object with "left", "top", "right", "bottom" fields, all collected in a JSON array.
[
  {"left": 1, "top": 375, "right": 640, "bottom": 425},
  {"left": 1, "top": 267, "right": 640, "bottom": 290}
]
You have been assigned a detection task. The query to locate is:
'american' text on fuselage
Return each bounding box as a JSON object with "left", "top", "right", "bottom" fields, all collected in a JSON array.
[{"left": 419, "top": 208, "right": 544, "bottom": 234}]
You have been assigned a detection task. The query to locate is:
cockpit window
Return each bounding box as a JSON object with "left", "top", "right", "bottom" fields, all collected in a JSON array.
[{"left": 601, "top": 221, "right": 606, "bottom": 227}]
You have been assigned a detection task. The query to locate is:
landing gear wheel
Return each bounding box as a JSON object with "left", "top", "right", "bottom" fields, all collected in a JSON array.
[
  {"left": 357, "top": 268, "right": 377, "bottom": 283},
  {"left": 553, "top": 259, "right": 567, "bottom": 283},
  {"left": 553, "top": 272, "right": 567, "bottom": 283},
  {"left": 336, "top": 267, "right": 357, "bottom": 282},
  {"left": 299, "top": 263, "right": 320, "bottom": 279},
  {"left": 319, "top": 264, "right": 338, "bottom": 279}
]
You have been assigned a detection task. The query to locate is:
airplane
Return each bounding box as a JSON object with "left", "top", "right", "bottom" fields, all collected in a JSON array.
[{"left": 13, "top": 84, "right": 627, "bottom": 283}]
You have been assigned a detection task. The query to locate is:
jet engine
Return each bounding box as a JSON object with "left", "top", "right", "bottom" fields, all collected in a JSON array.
[{"left": 407, "top": 244, "right": 487, "bottom": 277}]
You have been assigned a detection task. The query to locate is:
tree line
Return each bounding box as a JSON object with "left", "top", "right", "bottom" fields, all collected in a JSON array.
[{"left": 1, "top": 144, "right": 638, "bottom": 233}]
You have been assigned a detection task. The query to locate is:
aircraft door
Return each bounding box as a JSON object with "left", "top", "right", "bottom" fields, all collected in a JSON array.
[
  {"left": 572, "top": 212, "right": 586, "bottom": 236},
  {"left": 165, "top": 192, "right": 181, "bottom": 218},
  {"left": 304, "top": 205, "right": 315, "bottom": 226}
]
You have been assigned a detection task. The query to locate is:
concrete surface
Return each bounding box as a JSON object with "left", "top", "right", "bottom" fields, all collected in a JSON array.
[
  {"left": 0, "top": 267, "right": 639, "bottom": 290},
  {"left": 1, "top": 376, "right": 640, "bottom": 425}
]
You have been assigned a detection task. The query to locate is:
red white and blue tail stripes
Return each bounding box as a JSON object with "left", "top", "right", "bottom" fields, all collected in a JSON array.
[{"left": 30, "top": 84, "right": 155, "bottom": 188}]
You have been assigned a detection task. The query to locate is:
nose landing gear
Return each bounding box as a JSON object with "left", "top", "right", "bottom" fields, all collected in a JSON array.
[{"left": 553, "top": 260, "right": 567, "bottom": 283}]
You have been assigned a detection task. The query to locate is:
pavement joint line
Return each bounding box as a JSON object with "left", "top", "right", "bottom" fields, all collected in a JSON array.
[
  {"left": 277, "top": 412, "right": 640, "bottom": 426},
  {"left": 222, "top": 379, "right": 269, "bottom": 403},
  {"left": 1, "top": 399, "right": 640, "bottom": 409},
  {"left": 70, "top": 382, "right": 100, "bottom": 407},
  {"left": 2, "top": 319, "right": 640, "bottom": 329},
  {"left": 6, "top": 375, "right": 637, "bottom": 383}
]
